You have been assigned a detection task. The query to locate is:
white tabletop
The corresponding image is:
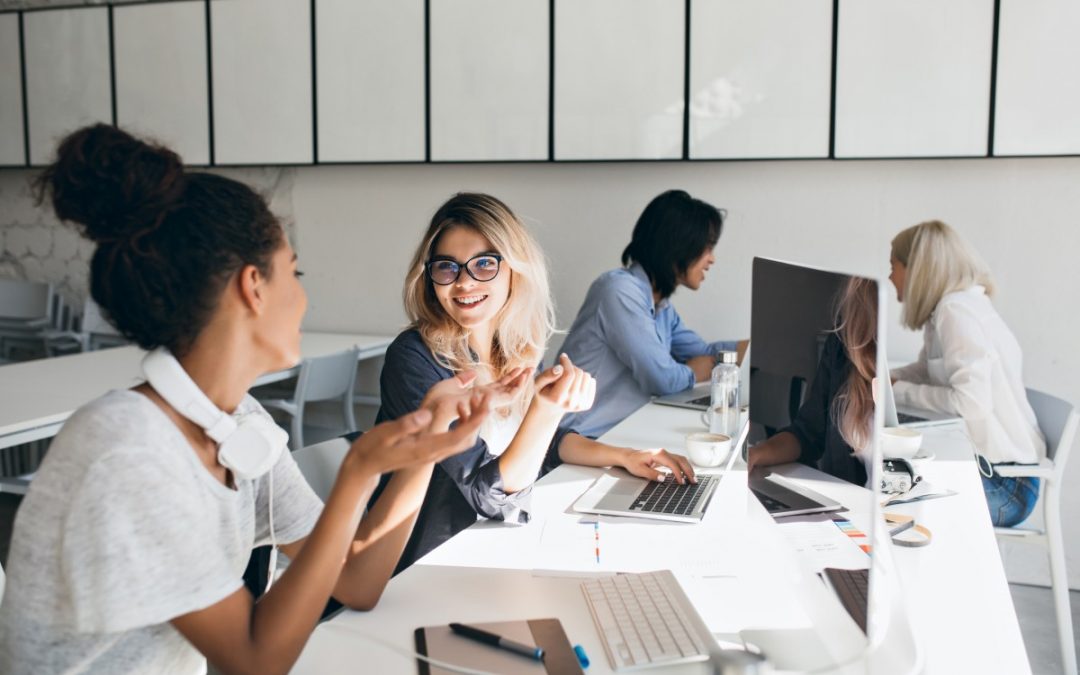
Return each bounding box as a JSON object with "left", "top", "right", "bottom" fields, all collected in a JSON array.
[
  {"left": 0, "top": 331, "right": 393, "bottom": 449},
  {"left": 293, "top": 403, "right": 1030, "bottom": 674}
]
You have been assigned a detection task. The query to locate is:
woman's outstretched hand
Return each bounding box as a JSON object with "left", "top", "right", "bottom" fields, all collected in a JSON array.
[
  {"left": 533, "top": 354, "right": 596, "bottom": 415},
  {"left": 345, "top": 390, "right": 491, "bottom": 477}
]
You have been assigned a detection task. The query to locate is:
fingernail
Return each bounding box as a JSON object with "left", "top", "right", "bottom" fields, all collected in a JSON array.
[
  {"left": 655, "top": 474, "right": 666, "bottom": 483},
  {"left": 553, "top": 365, "right": 563, "bottom": 374}
]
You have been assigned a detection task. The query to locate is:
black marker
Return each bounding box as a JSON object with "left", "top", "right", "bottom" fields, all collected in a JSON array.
[{"left": 449, "top": 622, "right": 545, "bottom": 661}]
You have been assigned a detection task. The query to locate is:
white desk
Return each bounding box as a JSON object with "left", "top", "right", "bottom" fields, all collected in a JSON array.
[
  {"left": 0, "top": 331, "right": 393, "bottom": 451},
  {"left": 293, "top": 404, "right": 1030, "bottom": 674}
]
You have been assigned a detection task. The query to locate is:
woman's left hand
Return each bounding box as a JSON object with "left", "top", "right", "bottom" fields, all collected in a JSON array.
[
  {"left": 533, "top": 354, "right": 596, "bottom": 414},
  {"left": 620, "top": 448, "right": 697, "bottom": 485}
]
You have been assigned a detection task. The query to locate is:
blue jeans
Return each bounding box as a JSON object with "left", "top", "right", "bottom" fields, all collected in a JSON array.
[{"left": 981, "top": 472, "right": 1040, "bottom": 527}]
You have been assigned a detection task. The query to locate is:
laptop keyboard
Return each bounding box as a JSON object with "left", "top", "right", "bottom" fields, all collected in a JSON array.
[
  {"left": 582, "top": 570, "right": 712, "bottom": 670},
  {"left": 824, "top": 567, "right": 869, "bottom": 634},
  {"left": 896, "top": 411, "right": 928, "bottom": 425},
  {"left": 749, "top": 487, "right": 790, "bottom": 513},
  {"left": 631, "top": 475, "right": 716, "bottom": 516},
  {"left": 687, "top": 395, "right": 711, "bottom": 407}
]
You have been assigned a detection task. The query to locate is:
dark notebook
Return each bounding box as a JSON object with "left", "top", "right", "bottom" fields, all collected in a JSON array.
[{"left": 415, "top": 618, "right": 583, "bottom": 675}]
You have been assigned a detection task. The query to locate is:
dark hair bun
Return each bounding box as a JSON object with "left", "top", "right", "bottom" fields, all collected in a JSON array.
[{"left": 35, "top": 123, "right": 184, "bottom": 244}]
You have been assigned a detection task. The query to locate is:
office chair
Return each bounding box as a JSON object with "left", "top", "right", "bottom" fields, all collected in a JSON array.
[
  {"left": 258, "top": 348, "right": 360, "bottom": 451},
  {"left": 994, "top": 388, "right": 1077, "bottom": 675},
  {"left": 292, "top": 437, "right": 351, "bottom": 502}
]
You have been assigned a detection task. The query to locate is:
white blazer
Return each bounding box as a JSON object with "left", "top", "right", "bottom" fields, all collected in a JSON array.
[{"left": 891, "top": 286, "right": 1045, "bottom": 465}]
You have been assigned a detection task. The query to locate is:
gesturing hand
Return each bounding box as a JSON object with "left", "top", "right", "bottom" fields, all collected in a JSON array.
[
  {"left": 422, "top": 370, "right": 481, "bottom": 432},
  {"left": 476, "top": 367, "right": 534, "bottom": 409},
  {"left": 344, "top": 391, "right": 491, "bottom": 477},
  {"left": 533, "top": 353, "right": 596, "bottom": 415}
]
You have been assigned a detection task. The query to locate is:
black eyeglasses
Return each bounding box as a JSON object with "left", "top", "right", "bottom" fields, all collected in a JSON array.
[{"left": 425, "top": 253, "right": 504, "bottom": 286}]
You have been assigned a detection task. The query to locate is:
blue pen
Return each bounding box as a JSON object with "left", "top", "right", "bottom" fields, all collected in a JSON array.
[{"left": 449, "top": 623, "right": 545, "bottom": 661}]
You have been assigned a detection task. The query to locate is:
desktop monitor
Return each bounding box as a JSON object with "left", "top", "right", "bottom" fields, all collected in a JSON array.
[
  {"left": 749, "top": 258, "right": 850, "bottom": 436},
  {"left": 743, "top": 257, "right": 921, "bottom": 673}
]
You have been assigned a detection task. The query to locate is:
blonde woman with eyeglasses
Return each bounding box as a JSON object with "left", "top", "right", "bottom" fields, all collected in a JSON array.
[
  {"left": 373, "top": 193, "right": 698, "bottom": 570},
  {"left": 889, "top": 220, "right": 1045, "bottom": 527}
]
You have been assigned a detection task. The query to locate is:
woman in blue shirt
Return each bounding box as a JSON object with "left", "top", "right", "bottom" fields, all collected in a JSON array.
[{"left": 560, "top": 190, "right": 745, "bottom": 439}]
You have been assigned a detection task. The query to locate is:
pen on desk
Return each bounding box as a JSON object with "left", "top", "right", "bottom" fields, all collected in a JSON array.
[
  {"left": 594, "top": 520, "right": 600, "bottom": 564},
  {"left": 449, "top": 623, "right": 545, "bottom": 661}
]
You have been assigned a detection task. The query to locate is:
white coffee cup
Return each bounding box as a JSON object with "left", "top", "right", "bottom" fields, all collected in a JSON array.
[
  {"left": 685, "top": 432, "right": 733, "bottom": 468},
  {"left": 881, "top": 427, "right": 923, "bottom": 459}
]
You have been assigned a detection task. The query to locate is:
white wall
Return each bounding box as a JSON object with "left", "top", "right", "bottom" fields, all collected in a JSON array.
[{"left": 2, "top": 156, "right": 1079, "bottom": 588}]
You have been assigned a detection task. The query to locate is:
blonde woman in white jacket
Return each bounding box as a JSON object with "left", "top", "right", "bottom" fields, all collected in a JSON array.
[{"left": 888, "top": 220, "right": 1045, "bottom": 527}]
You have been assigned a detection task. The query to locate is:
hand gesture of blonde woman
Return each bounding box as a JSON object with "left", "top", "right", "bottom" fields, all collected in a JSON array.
[{"left": 533, "top": 354, "right": 596, "bottom": 414}]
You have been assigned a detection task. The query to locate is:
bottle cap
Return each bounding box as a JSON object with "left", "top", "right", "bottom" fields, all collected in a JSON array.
[{"left": 717, "top": 350, "right": 738, "bottom": 365}]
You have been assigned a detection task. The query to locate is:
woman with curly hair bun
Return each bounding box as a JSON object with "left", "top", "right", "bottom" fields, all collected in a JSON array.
[{"left": 0, "top": 124, "right": 490, "bottom": 674}]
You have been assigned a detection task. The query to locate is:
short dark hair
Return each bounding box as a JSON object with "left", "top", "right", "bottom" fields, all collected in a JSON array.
[
  {"left": 35, "top": 124, "right": 283, "bottom": 356},
  {"left": 621, "top": 190, "right": 724, "bottom": 299}
]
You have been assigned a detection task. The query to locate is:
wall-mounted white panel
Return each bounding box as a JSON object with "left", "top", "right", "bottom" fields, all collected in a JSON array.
[
  {"left": 211, "top": 0, "right": 312, "bottom": 164},
  {"left": 690, "top": 0, "right": 831, "bottom": 159},
  {"left": 316, "top": 0, "right": 424, "bottom": 162},
  {"left": 114, "top": 1, "right": 209, "bottom": 165},
  {"left": 0, "top": 14, "right": 24, "bottom": 165},
  {"left": 555, "top": 0, "right": 684, "bottom": 160},
  {"left": 431, "top": 0, "right": 548, "bottom": 161},
  {"left": 835, "top": 0, "right": 994, "bottom": 158},
  {"left": 24, "top": 8, "right": 111, "bottom": 165},
  {"left": 994, "top": 0, "right": 1080, "bottom": 156}
]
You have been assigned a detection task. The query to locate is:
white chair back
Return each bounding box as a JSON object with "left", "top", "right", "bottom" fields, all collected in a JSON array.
[
  {"left": 1027, "top": 387, "right": 1078, "bottom": 482},
  {"left": 292, "top": 437, "right": 350, "bottom": 502},
  {"left": 296, "top": 348, "right": 360, "bottom": 403},
  {"left": 0, "top": 279, "right": 53, "bottom": 323}
]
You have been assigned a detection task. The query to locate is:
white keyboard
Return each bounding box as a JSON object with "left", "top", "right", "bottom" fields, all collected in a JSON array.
[{"left": 581, "top": 570, "right": 714, "bottom": 671}]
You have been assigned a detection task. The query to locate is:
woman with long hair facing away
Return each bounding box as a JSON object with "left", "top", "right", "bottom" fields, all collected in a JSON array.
[
  {"left": 374, "top": 192, "right": 697, "bottom": 570},
  {"left": 889, "top": 220, "right": 1044, "bottom": 527},
  {"left": 0, "top": 125, "right": 491, "bottom": 675},
  {"left": 747, "top": 277, "right": 878, "bottom": 486}
]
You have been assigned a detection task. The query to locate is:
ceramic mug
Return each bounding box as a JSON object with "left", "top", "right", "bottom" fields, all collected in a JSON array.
[{"left": 685, "top": 432, "right": 733, "bottom": 468}]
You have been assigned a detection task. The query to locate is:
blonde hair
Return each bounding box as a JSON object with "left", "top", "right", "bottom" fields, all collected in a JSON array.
[
  {"left": 403, "top": 193, "right": 555, "bottom": 409},
  {"left": 831, "top": 277, "right": 877, "bottom": 453},
  {"left": 891, "top": 220, "right": 994, "bottom": 330}
]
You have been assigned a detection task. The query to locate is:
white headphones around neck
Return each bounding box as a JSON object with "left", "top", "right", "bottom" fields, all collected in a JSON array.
[{"left": 141, "top": 347, "right": 287, "bottom": 481}]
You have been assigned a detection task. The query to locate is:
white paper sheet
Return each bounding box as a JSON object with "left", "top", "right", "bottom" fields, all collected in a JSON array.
[
  {"left": 776, "top": 519, "right": 870, "bottom": 572},
  {"left": 531, "top": 515, "right": 744, "bottom": 579}
]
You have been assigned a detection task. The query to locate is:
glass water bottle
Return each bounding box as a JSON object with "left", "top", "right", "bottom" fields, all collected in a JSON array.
[{"left": 709, "top": 351, "right": 740, "bottom": 437}]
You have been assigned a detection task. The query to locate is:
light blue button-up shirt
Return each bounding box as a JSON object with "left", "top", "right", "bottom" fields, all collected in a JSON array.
[{"left": 558, "top": 264, "right": 736, "bottom": 439}]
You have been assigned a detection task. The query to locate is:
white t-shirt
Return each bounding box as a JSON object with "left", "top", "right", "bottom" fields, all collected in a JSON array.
[{"left": 0, "top": 390, "right": 323, "bottom": 674}]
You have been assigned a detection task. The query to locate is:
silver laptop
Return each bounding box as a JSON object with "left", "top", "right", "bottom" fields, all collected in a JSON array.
[
  {"left": 883, "top": 374, "right": 961, "bottom": 428},
  {"left": 572, "top": 421, "right": 750, "bottom": 523},
  {"left": 748, "top": 472, "right": 843, "bottom": 517},
  {"left": 652, "top": 381, "right": 712, "bottom": 411}
]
